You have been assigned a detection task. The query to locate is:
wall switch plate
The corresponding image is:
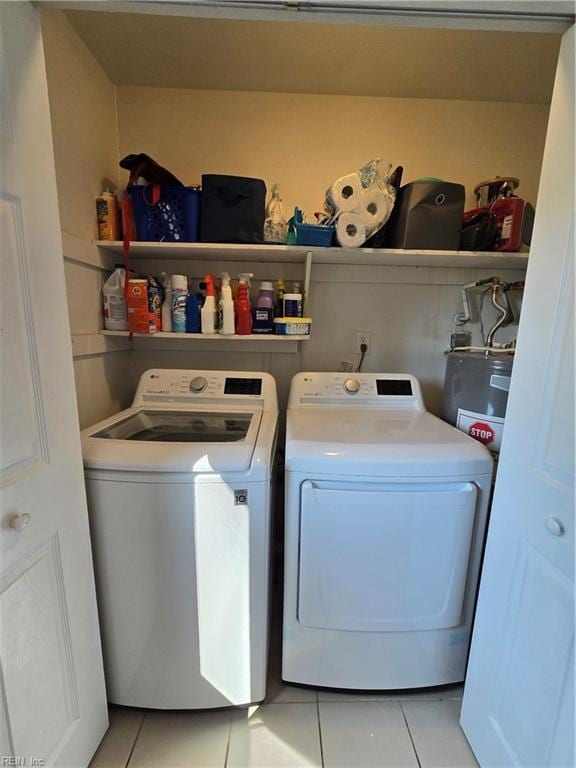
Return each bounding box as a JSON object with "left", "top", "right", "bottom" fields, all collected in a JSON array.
[
  {"left": 338, "top": 360, "right": 355, "bottom": 372},
  {"left": 355, "top": 331, "right": 371, "bottom": 354}
]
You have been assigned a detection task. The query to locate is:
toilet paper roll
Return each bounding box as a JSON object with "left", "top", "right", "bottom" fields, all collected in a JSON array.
[
  {"left": 336, "top": 212, "right": 368, "bottom": 248},
  {"left": 326, "top": 173, "right": 363, "bottom": 213},
  {"left": 359, "top": 188, "right": 392, "bottom": 233}
]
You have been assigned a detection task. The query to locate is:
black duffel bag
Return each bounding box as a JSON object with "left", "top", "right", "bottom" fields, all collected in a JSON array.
[{"left": 201, "top": 175, "right": 266, "bottom": 244}]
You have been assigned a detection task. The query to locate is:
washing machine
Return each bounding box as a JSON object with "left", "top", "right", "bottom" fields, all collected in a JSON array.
[
  {"left": 82, "top": 369, "right": 278, "bottom": 709},
  {"left": 282, "top": 372, "right": 493, "bottom": 690}
]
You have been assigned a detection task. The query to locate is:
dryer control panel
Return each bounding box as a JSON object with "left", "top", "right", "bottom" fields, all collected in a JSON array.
[
  {"left": 288, "top": 372, "right": 425, "bottom": 410},
  {"left": 133, "top": 369, "right": 278, "bottom": 411}
]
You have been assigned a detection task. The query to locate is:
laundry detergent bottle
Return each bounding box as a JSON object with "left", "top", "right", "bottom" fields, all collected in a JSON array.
[
  {"left": 201, "top": 274, "right": 217, "bottom": 334},
  {"left": 219, "top": 272, "right": 235, "bottom": 335},
  {"left": 235, "top": 279, "right": 253, "bottom": 335},
  {"left": 102, "top": 265, "right": 128, "bottom": 331}
]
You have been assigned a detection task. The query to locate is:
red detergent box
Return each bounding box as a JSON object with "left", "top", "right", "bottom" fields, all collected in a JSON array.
[{"left": 127, "top": 278, "right": 162, "bottom": 334}]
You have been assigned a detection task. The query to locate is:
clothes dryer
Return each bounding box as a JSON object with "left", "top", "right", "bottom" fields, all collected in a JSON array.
[{"left": 283, "top": 372, "right": 492, "bottom": 689}]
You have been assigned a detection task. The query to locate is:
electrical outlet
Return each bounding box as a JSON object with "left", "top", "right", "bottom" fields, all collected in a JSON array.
[{"left": 355, "top": 331, "right": 371, "bottom": 354}]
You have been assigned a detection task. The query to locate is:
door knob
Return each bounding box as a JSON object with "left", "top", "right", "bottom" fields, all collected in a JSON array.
[
  {"left": 9, "top": 512, "right": 31, "bottom": 532},
  {"left": 545, "top": 516, "right": 565, "bottom": 537}
]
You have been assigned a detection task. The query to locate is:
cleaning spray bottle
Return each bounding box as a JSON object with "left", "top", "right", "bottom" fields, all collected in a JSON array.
[
  {"left": 264, "top": 184, "right": 288, "bottom": 243},
  {"left": 219, "top": 272, "right": 235, "bottom": 335},
  {"left": 235, "top": 277, "right": 253, "bottom": 335},
  {"left": 237, "top": 273, "right": 254, "bottom": 302},
  {"left": 201, "top": 274, "right": 217, "bottom": 334}
]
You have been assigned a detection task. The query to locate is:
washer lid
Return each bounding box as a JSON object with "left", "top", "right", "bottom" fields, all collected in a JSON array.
[
  {"left": 82, "top": 407, "right": 262, "bottom": 473},
  {"left": 92, "top": 410, "right": 253, "bottom": 443},
  {"left": 285, "top": 407, "right": 492, "bottom": 477}
]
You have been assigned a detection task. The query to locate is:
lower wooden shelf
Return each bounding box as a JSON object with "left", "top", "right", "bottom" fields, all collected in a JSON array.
[{"left": 99, "top": 330, "right": 310, "bottom": 345}]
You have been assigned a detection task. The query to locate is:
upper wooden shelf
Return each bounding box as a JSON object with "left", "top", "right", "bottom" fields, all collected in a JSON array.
[{"left": 95, "top": 241, "right": 529, "bottom": 269}]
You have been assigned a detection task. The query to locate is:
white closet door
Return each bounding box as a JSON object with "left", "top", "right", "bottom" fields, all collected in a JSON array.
[
  {"left": 461, "top": 25, "right": 574, "bottom": 768},
  {"left": 0, "top": 3, "right": 107, "bottom": 766}
]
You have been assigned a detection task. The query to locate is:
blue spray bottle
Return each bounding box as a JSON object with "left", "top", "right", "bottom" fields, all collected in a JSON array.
[{"left": 185, "top": 284, "right": 200, "bottom": 333}]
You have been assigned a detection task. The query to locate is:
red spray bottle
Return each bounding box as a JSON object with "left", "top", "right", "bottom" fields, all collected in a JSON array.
[{"left": 235, "top": 279, "right": 253, "bottom": 335}]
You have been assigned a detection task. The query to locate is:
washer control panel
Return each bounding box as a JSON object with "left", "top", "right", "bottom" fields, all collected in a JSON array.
[
  {"left": 344, "top": 378, "right": 361, "bottom": 394},
  {"left": 288, "top": 372, "right": 423, "bottom": 409},
  {"left": 133, "top": 369, "right": 277, "bottom": 410},
  {"left": 189, "top": 376, "right": 208, "bottom": 393}
]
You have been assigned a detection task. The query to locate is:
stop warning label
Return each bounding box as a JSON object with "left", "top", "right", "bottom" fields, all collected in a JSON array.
[
  {"left": 468, "top": 422, "right": 495, "bottom": 445},
  {"left": 456, "top": 408, "right": 505, "bottom": 453}
]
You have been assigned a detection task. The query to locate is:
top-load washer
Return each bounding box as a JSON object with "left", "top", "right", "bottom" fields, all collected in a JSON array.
[
  {"left": 82, "top": 369, "right": 278, "bottom": 709},
  {"left": 283, "top": 372, "right": 493, "bottom": 690}
]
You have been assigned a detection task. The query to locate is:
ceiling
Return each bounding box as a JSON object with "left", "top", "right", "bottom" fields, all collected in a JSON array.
[{"left": 64, "top": 10, "right": 561, "bottom": 103}]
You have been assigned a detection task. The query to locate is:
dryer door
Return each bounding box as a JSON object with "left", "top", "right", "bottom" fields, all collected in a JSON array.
[{"left": 298, "top": 480, "right": 477, "bottom": 632}]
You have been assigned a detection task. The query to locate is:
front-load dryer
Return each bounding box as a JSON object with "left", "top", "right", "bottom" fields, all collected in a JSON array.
[
  {"left": 282, "top": 372, "right": 493, "bottom": 690},
  {"left": 82, "top": 369, "right": 278, "bottom": 709}
]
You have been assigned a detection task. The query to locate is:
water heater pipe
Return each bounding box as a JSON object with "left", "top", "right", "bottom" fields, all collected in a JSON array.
[{"left": 486, "top": 279, "right": 512, "bottom": 348}]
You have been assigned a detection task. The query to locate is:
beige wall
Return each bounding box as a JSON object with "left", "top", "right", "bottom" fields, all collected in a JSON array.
[
  {"left": 117, "top": 86, "right": 549, "bottom": 214},
  {"left": 117, "top": 86, "right": 541, "bottom": 412},
  {"left": 40, "top": 18, "right": 546, "bottom": 423},
  {"left": 42, "top": 9, "right": 132, "bottom": 429}
]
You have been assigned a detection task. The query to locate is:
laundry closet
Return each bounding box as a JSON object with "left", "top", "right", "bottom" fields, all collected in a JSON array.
[
  {"left": 38, "top": 6, "right": 559, "bottom": 427},
  {"left": 1, "top": 4, "right": 573, "bottom": 768}
]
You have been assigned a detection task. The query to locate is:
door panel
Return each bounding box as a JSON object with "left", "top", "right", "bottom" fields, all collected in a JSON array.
[
  {"left": 0, "top": 536, "right": 79, "bottom": 762},
  {"left": 0, "top": 194, "right": 49, "bottom": 482},
  {"left": 486, "top": 541, "right": 573, "bottom": 767},
  {"left": 461, "top": 25, "right": 574, "bottom": 768},
  {"left": 298, "top": 481, "right": 477, "bottom": 631},
  {"left": 0, "top": 3, "right": 107, "bottom": 765}
]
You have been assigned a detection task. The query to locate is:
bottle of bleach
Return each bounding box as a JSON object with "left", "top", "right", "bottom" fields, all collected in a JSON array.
[{"left": 102, "top": 266, "right": 128, "bottom": 331}]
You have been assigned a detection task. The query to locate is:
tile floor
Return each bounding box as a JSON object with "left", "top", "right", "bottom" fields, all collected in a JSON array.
[{"left": 89, "top": 629, "right": 478, "bottom": 768}]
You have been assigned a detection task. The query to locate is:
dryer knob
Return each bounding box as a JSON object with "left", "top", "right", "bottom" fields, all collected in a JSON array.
[
  {"left": 189, "top": 376, "right": 208, "bottom": 393},
  {"left": 344, "top": 378, "right": 361, "bottom": 394}
]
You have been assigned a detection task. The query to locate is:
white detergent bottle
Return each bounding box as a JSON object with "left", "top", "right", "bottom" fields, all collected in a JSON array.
[
  {"left": 219, "top": 272, "right": 235, "bottom": 335},
  {"left": 161, "top": 273, "right": 172, "bottom": 332},
  {"left": 201, "top": 274, "right": 217, "bottom": 334},
  {"left": 102, "top": 265, "right": 128, "bottom": 331}
]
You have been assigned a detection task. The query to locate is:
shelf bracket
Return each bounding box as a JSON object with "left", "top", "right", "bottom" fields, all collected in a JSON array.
[{"left": 304, "top": 250, "right": 313, "bottom": 315}]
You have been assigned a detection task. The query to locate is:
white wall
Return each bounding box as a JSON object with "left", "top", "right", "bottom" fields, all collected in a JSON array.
[
  {"left": 117, "top": 86, "right": 538, "bottom": 413},
  {"left": 41, "top": 9, "right": 133, "bottom": 428}
]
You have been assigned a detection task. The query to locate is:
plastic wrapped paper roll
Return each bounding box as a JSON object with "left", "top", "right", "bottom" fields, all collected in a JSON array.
[
  {"left": 359, "top": 188, "right": 392, "bottom": 233},
  {"left": 336, "top": 212, "right": 367, "bottom": 247},
  {"left": 327, "top": 173, "right": 363, "bottom": 214}
]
